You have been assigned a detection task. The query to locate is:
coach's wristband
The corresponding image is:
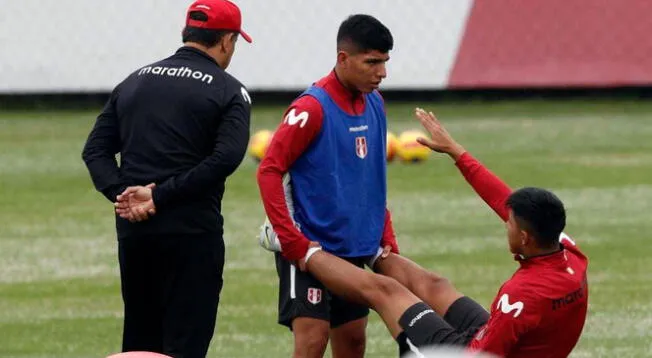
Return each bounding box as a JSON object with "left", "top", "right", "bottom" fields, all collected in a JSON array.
[{"left": 304, "top": 246, "right": 322, "bottom": 264}]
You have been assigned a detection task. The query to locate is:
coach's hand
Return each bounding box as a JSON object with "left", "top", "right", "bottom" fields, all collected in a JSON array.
[
  {"left": 115, "top": 183, "right": 157, "bottom": 222},
  {"left": 414, "top": 108, "right": 466, "bottom": 161}
]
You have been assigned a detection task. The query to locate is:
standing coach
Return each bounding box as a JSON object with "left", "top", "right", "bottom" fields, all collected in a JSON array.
[{"left": 82, "top": 1, "right": 252, "bottom": 357}]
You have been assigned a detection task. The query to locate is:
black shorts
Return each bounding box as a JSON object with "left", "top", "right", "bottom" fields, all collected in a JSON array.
[
  {"left": 396, "top": 297, "right": 489, "bottom": 356},
  {"left": 275, "top": 252, "right": 371, "bottom": 329}
]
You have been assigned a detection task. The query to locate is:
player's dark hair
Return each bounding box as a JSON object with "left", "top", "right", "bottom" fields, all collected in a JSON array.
[
  {"left": 506, "top": 187, "right": 566, "bottom": 249},
  {"left": 337, "top": 14, "right": 394, "bottom": 54},
  {"left": 182, "top": 11, "right": 237, "bottom": 47}
]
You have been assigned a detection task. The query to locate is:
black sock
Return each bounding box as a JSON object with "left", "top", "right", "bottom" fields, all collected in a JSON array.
[{"left": 396, "top": 331, "right": 411, "bottom": 356}]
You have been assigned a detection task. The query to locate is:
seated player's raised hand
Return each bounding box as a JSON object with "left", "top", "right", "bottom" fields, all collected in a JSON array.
[{"left": 413, "top": 108, "right": 465, "bottom": 161}]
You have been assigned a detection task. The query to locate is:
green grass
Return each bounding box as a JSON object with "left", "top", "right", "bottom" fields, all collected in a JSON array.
[{"left": 1, "top": 99, "right": 652, "bottom": 357}]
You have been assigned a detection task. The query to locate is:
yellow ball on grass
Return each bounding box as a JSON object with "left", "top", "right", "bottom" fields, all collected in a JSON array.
[
  {"left": 397, "top": 130, "right": 431, "bottom": 163},
  {"left": 248, "top": 130, "right": 273, "bottom": 162}
]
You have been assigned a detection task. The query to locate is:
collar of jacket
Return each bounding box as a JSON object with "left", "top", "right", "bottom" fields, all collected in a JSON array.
[{"left": 176, "top": 46, "right": 221, "bottom": 68}]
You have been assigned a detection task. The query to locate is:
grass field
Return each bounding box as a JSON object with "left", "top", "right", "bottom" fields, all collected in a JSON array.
[{"left": 1, "top": 99, "right": 651, "bottom": 357}]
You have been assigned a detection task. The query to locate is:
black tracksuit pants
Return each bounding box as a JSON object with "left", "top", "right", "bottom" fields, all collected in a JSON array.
[{"left": 118, "top": 233, "right": 225, "bottom": 358}]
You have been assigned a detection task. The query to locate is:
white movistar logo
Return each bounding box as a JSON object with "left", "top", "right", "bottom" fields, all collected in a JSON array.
[
  {"left": 284, "top": 108, "right": 309, "bottom": 128},
  {"left": 496, "top": 294, "right": 524, "bottom": 318}
]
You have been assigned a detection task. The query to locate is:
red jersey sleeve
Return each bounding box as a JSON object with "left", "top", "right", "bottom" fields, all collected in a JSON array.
[
  {"left": 256, "top": 96, "right": 324, "bottom": 261},
  {"left": 456, "top": 153, "right": 585, "bottom": 251},
  {"left": 381, "top": 208, "right": 399, "bottom": 254},
  {"left": 468, "top": 285, "right": 541, "bottom": 356},
  {"left": 455, "top": 152, "right": 513, "bottom": 222},
  {"left": 375, "top": 90, "right": 397, "bottom": 253}
]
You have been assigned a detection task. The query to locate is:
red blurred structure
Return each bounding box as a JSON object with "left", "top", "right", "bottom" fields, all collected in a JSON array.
[{"left": 449, "top": 0, "right": 652, "bottom": 88}]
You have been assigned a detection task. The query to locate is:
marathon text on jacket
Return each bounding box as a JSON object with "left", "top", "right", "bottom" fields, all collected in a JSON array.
[{"left": 138, "top": 66, "right": 214, "bottom": 84}]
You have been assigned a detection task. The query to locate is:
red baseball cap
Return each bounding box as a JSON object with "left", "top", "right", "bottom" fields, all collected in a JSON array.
[{"left": 186, "top": 0, "right": 252, "bottom": 43}]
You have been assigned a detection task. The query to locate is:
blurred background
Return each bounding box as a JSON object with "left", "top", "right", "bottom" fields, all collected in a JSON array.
[
  {"left": 3, "top": 0, "right": 652, "bottom": 93},
  {"left": 1, "top": 1, "right": 651, "bottom": 357}
]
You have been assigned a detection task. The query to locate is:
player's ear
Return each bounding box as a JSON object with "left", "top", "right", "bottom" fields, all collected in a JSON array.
[
  {"left": 337, "top": 51, "right": 349, "bottom": 67},
  {"left": 219, "top": 33, "right": 237, "bottom": 52},
  {"left": 520, "top": 229, "right": 530, "bottom": 246}
]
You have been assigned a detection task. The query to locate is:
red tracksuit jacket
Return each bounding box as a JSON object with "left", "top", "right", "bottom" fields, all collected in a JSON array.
[{"left": 457, "top": 153, "right": 589, "bottom": 358}]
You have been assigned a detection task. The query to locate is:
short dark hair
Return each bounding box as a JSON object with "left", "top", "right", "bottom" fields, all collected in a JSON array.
[
  {"left": 182, "top": 11, "right": 237, "bottom": 47},
  {"left": 506, "top": 187, "right": 566, "bottom": 248},
  {"left": 337, "top": 14, "right": 393, "bottom": 54}
]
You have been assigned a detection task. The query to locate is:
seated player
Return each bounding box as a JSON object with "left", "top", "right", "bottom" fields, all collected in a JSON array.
[{"left": 267, "top": 108, "right": 589, "bottom": 357}]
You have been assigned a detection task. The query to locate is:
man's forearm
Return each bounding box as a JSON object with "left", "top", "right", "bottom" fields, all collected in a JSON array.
[
  {"left": 381, "top": 208, "right": 399, "bottom": 254},
  {"left": 82, "top": 90, "right": 125, "bottom": 203},
  {"left": 257, "top": 166, "right": 310, "bottom": 261},
  {"left": 152, "top": 153, "right": 243, "bottom": 207},
  {"left": 153, "top": 125, "right": 249, "bottom": 207},
  {"left": 454, "top": 152, "right": 512, "bottom": 221},
  {"left": 446, "top": 143, "right": 467, "bottom": 162},
  {"left": 83, "top": 154, "right": 128, "bottom": 202}
]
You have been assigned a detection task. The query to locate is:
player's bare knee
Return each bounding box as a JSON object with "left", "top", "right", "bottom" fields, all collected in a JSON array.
[
  {"left": 414, "top": 271, "right": 455, "bottom": 297},
  {"left": 332, "top": 330, "right": 365, "bottom": 358},
  {"left": 336, "top": 336, "right": 366, "bottom": 358},
  {"left": 293, "top": 322, "right": 329, "bottom": 357},
  {"left": 363, "top": 275, "right": 405, "bottom": 309},
  {"left": 348, "top": 334, "right": 366, "bottom": 356}
]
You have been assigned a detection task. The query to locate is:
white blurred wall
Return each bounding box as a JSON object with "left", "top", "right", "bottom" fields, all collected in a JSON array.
[{"left": 0, "top": 0, "right": 473, "bottom": 93}]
